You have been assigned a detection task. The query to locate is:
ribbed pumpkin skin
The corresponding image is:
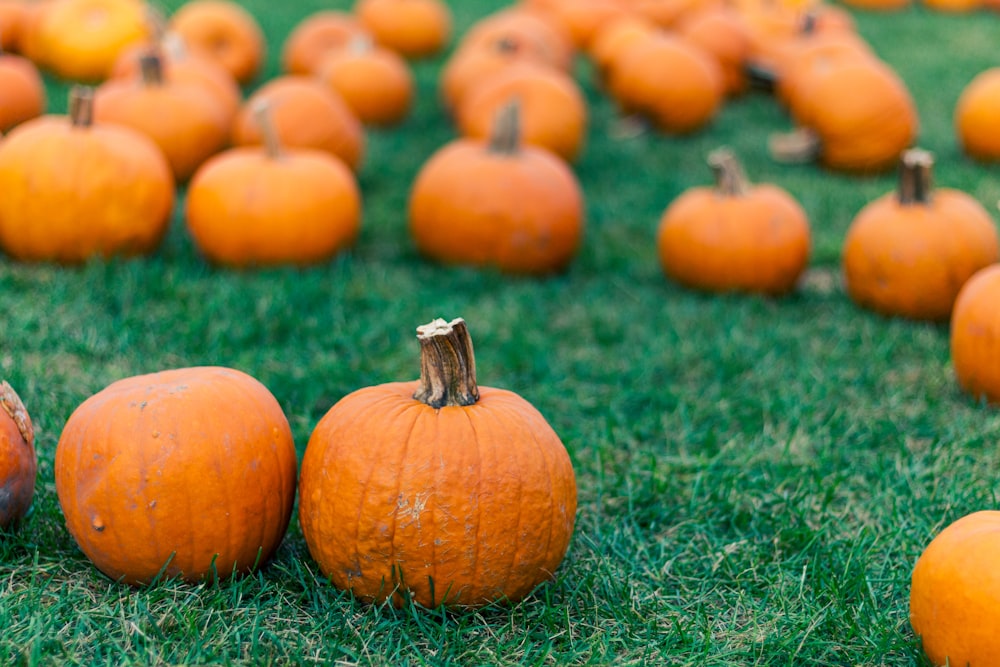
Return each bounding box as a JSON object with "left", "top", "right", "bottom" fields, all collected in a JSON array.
[
  {"left": 299, "top": 380, "right": 577, "bottom": 608},
  {"left": 910, "top": 511, "right": 1000, "bottom": 666},
  {"left": 54, "top": 367, "right": 298, "bottom": 585},
  {"left": 951, "top": 265, "right": 1000, "bottom": 404},
  {"left": 842, "top": 190, "right": 998, "bottom": 321},
  {"left": 0, "top": 116, "right": 174, "bottom": 263},
  {"left": 657, "top": 184, "right": 811, "bottom": 295},
  {"left": 0, "top": 383, "right": 36, "bottom": 530}
]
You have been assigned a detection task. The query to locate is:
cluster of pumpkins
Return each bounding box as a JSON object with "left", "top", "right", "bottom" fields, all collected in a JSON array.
[{"left": 2, "top": 0, "right": 1000, "bottom": 660}]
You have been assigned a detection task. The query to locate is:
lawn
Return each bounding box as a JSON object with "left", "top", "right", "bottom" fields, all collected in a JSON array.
[{"left": 2, "top": 0, "right": 1000, "bottom": 665}]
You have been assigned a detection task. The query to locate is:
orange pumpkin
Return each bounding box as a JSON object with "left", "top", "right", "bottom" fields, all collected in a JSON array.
[
  {"left": 186, "top": 101, "right": 361, "bottom": 267},
  {"left": 910, "top": 511, "right": 1000, "bottom": 666},
  {"left": 439, "top": 37, "right": 553, "bottom": 112},
  {"left": 281, "top": 10, "right": 368, "bottom": 75},
  {"left": 536, "top": 0, "right": 629, "bottom": 49},
  {"left": 951, "top": 265, "right": 1000, "bottom": 404},
  {"left": 677, "top": 6, "right": 752, "bottom": 96},
  {"left": 0, "top": 87, "right": 174, "bottom": 263},
  {"left": 409, "top": 102, "right": 584, "bottom": 274},
  {"left": 299, "top": 317, "right": 577, "bottom": 608},
  {"left": 94, "top": 52, "right": 230, "bottom": 182},
  {"left": 460, "top": 8, "right": 574, "bottom": 72},
  {"left": 16, "top": 0, "right": 55, "bottom": 65},
  {"left": 0, "top": 381, "right": 36, "bottom": 530},
  {"left": 630, "top": 0, "right": 715, "bottom": 28},
  {"left": 169, "top": 0, "right": 264, "bottom": 84},
  {"left": 354, "top": 0, "right": 452, "bottom": 59},
  {"left": 842, "top": 149, "right": 999, "bottom": 321},
  {"left": 0, "top": 0, "right": 28, "bottom": 52},
  {"left": 657, "top": 148, "right": 811, "bottom": 295},
  {"left": 55, "top": 366, "right": 298, "bottom": 585},
  {"left": 608, "top": 32, "right": 724, "bottom": 134},
  {"left": 588, "top": 14, "right": 656, "bottom": 84},
  {"left": 0, "top": 49, "right": 45, "bottom": 131},
  {"left": 774, "top": 31, "right": 874, "bottom": 114},
  {"left": 232, "top": 76, "right": 365, "bottom": 172},
  {"left": 457, "top": 61, "right": 587, "bottom": 162},
  {"left": 955, "top": 68, "right": 1000, "bottom": 162},
  {"left": 316, "top": 36, "right": 413, "bottom": 127}
]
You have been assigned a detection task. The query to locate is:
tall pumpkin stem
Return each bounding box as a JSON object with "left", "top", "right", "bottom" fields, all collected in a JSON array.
[
  {"left": 252, "top": 99, "right": 283, "bottom": 160},
  {"left": 0, "top": 381, "right": 34, "bottom": 446},
  {"left": 708, "top": 148, "right": 750, "bottom": 197},
  {"left": 488, "top": 101, "right": 521, "bottom": 156},
  {"left": 139, "top": 52, "right": 165, "bottom": 86},
  {"left": 68, "top": 86, "right": 95, "bottom": 129},
  {"left": 413, "top": 318, "right": 480, "bottom": 408},
  {"left": 898, "top": 148, "right": 934, "bottom": 205}
]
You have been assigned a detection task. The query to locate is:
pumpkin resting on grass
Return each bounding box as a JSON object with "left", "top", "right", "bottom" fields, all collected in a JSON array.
[
  {"left": 353, "top": 0, "right": 452, "bottom": 59},
  {"left": 54, "top": 366, "right": 298, "bottom": 585},
  {"left": 299, "top": 317, "right": 578, "bottom": 608},
  {"left": 0, "top": 47, "right": 45, "bottom": 132},
  {"left": 657, "top": 148, "right": 811, "bottom": 296},
  {"left": 955, "top": 68, "right": 1000, "bottom": 162},
  {"left": 0, "top": 381, "right": 36, "bottom": 530},
  {"left": 842, "top": 148, "right": 999, "bottom": 321},
  {"left": 950, "top": 265, "right": 1000, "bottom": 404},
  {"left": 169, "top": 0, "right": 265, "bottom": 85},
  {"left": 910, "top": 511, "right": 1000, "bottom": 666}
]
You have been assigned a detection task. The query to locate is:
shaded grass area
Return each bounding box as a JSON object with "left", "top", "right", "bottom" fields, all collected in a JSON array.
[{"left": 2, "top": 0, "right": 1000, "bottom": 664}]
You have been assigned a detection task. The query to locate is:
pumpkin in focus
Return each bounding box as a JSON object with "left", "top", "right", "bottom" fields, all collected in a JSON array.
[
  {"left": 0, "top": 381, "right": 36, "bottom": 530},
  {"left": 951, "top": 265, "right": 1000, "bottom": 405}
]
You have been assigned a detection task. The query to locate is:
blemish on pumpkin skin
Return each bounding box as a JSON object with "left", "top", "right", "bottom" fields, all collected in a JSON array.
[
  {"left": 395, "top": 492, "right": 430, "bottom": 529},
  {"left": 91, "top": 516, "right": 105, "bottom": 532}
]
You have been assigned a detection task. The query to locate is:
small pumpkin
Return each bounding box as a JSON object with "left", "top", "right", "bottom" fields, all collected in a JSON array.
[
  {"left": 439, "top": 36, "right": 553, "bottom": 112},
  {"left": 677, "top": 6, "right": 753, "bottom": 96},
  {"left": 657, "top": 148, "right": 811, "bottom": 295},
  {"left": 910, "top": 511, "right": 1000, "bottom": 666},
  {"left": 55, "top": 366, "right": 297, "bottom": 585},
  {"left": 186, "top": 101, "right": 361, "bottom": 267},
  {"left": 169, "top": 0, "right": 265, "bottom": 85},
  {"left": 299, "top": 317, "right": 578, "bottom": 608},
  {"left": 955, "top": 68, "right": 1000, "bottom": 162},
  {"left": 409, "top": 101, "right": 584, "bottom": 274},
  {"left": 842, "top": 149, "right": 999, "bottom": 321},
  {"left": 354, "top": 0, "right": 452, "bottom": 59},
  {"left": 951, "top": 265, "right": 1000, "bottom": 404},
  {"left": 0, "top": 47, "right": 45, "bottom": 131},
  {"left": 460, "top": 8, "right": 574, "bottom": 72},
  {"left": 231, "top": 75, "right": 365, "bottom": 172},
  {"left": 0, "top": 0, "right": 28, "bottom": 52},
  {"left": 588, "top": 14, "right": 655, "bottom": 85},
  {"left": 0, "top": 381, "right": 36, "bottom": 530},
  {"left": 281, "top": 10, "right": 368, "bottom": 75},
  {"left": 0, "top": 86, "right": 174, "bottom": 263},
  {"left": 316, "top": 36, "right": 413, "bottom": 127},
  {"left": 535, "top": 0, "right": 629, "bottom": 50}
]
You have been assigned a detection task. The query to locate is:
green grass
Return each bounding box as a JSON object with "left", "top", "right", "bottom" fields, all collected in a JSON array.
[{"left": 3, "top": 1, "right": 1000, "bottom": 664}]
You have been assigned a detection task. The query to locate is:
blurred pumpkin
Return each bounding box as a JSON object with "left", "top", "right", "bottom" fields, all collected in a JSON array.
[
  {"left": 440, "top": 36, "right": 554, "bottom": 112},
  {"left": 677, "top": 5, "right": 752, "bottom": 96},
  {"left": 631, "top": 0, "right": 715, "bottom": 28},
  {"left": 186, "top": 100, "right": 361, "bottom": 267},
  {"left": 0, "top": 381, "right": 36, "bottom": 530},
  {"left": 169, "top": 0, "right": 264, "bottom": 84},
  {"left": 409, "top": 101, "right": 584, "bottom": 274},
  {"left": 55, "top": 366, "right": 298, "bottom": 585},
  {"left": 955, "top": 68, "right": 1000, "bottom": 162},
  {"left": 0, "top": 86, "right": 174, "bottom": 263},
  {"left": 299, "top": 317, "right": 577, "bottom": 608},
  {"left": 951, "top": 265, "right": 1000, "bottom": 404},
  {"left": 460, "top": 7, "right": 574, "bottom": 71},
  {"left": 588, "top": 14, "right": 656, "bottom": 84},
  {"left": 657, "top": 148, "right": 811, "bottom": 295},
  {"left": 316, "top": 36, "right": 413, "bottom": 127},
  {"left": 281, "top": 10, "right": 368, "bottom": 75},
  {"left": 0, "top": 48, "right": 45, "bottom": 131},
  {"left": 533, "top": 0, "right": 629, "bottom": 49},
  {"left": 354, "top": 0, "right": 451, "bottom": 59},
  {"left": 0, "top": 0, "right": 28, "bottom": 52},
  {"left": 774, "top": 30, "right": 874, "bottom": 114},
  {"left": 842, "top": 149, "right": 999, "bottom": 321}
]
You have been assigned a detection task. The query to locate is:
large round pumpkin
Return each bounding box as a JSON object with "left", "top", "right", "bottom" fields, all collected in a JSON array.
[
  {"left": 55, "top": 366, "right": 298, "bottom": 585},
  {"left": 0, "top": 87, "right": 174, "bottom": 263},
  {"left": 0, "top": 381, "right": 36, "bottom": 530},
  {"left": 842, "top": 149, "right": 999, "bottom": 321},
  {"left": 910, "top": 511, "right": 1000, "bottom": 666},
  {"left": 951, "top": 265, "right": 1000, "bottom": 405},
  {"left": 299, "top": 317, "right": 578, "bottom": 608},
  {"left": 955, "top": 68, "right": 1000, "bottom": 162}
]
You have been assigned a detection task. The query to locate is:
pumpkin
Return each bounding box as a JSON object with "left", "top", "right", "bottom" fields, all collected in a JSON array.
[
  {"left": 354, "top": 0, "right": 452, "bottom": 59},
  {"left": 94, "top": 52, "right": 230, "bottom": 182},
  {"left": 608, "top": 32, "right": 724, "bottom": 134},
  {"left": 439, "top": 37, "right": 553, "bottom": 112},
  {"left": 231, "top": 75, "right": 365, "bottom": 172},
  {"left": 0, "top": 0, "right": 28, "bottom": 52},
  {"left": 842, "top": 149, "right": 999, "bottom": 321},
  {"left": 32, "top": 0, "right": 148, "bottom": 81},
  {"left": 774, "top": 31, "right": 874, "bottom": 115},
  {"left": 0, "top": 86, "right": 174, "bottom": 263},
  {"left": 631, "top": 0, "right": 714, "bottom": 28},
  {"left": 588, "top": 14, "right": 656, "bottom": 85},
  {"left": 186, "top": 101, "right": 361, "bottom": 267},
  {"left": 169, "top": 0, "right": 264, "bottom": 85},
  {"left": 951, "top": 265, "right": 1000, "bottom": 404},
  {"left": 55, "top": 366, "right": 298, "bottom": 585},
  {"left": 910, "top": 511, "right": 1000, "bottom": 666},
  {"left": 456, "top": 61, "right": 587, "bottom": 163},
  {"left": 0, "top": 48, "right": 45, "bottom": 131},
  {"left": 409, "top": 102, "right": 584, "bottom": 274},
  {"left": 315, "top": 36, "right": 413, "bottom": 127},
  {"left": 460, "top": 8, "right": 574, "bottom": 72},
  {"left": 742, "top": 5, "right": 856, "bottom": 84},
  {"left": 299, "top": 317, "right": 578, "bottom": 608},
  {"left": 0, "top": 381, "right": 36, "bottom": 530},
  {"left": 281, "top": 10, "right": 369, "bottom": 75},
  {"left": 770, "top": 57, "right": 917, "bottom": 173},
  {"left": 677, "top": 6, "right": 752, "bottom": 96},
  {"left": 657, "top": 148, "right": 811, "bottom": 295},
  {"left": 534, "top": 0, "right": 629, "bottom": 49},
  {"left": 955, "top": 68, "right": 1000, "bottom": 162}
]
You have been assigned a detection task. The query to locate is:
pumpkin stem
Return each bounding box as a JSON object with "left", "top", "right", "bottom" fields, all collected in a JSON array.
[
  {"left": 0, "top": 381, "right": 33, "bottom": 447},
  {"left": 68, "top": 86, "right": 95, "bottom": 128},
  {"left": 144, "top": 5, "right": 167, "bottom": 44},
  {"left": 768, "top": 127, "right": 821, "bottom": 164},
  {"left": 252, "top": 99, "right": 283, "bottom": 160},
  {"left": 413, "top": 318, "right": 480, "bottom": 408},
  {"left": 488, "top": 101, "right": 521, "bottom": 156},
  {"left": 898, "top": 148, "right": 934, "bottom": 206},
  {"left": 708, "top": 148, "right": 750, "bottom": 196},
  {"left": 139, "top": 52, "right": 165, "bottom": 86}
]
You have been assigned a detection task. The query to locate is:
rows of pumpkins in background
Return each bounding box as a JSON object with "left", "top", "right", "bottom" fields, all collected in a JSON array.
[{"left": 0, "top": 0, "right": 1000, "bottom": 662}]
